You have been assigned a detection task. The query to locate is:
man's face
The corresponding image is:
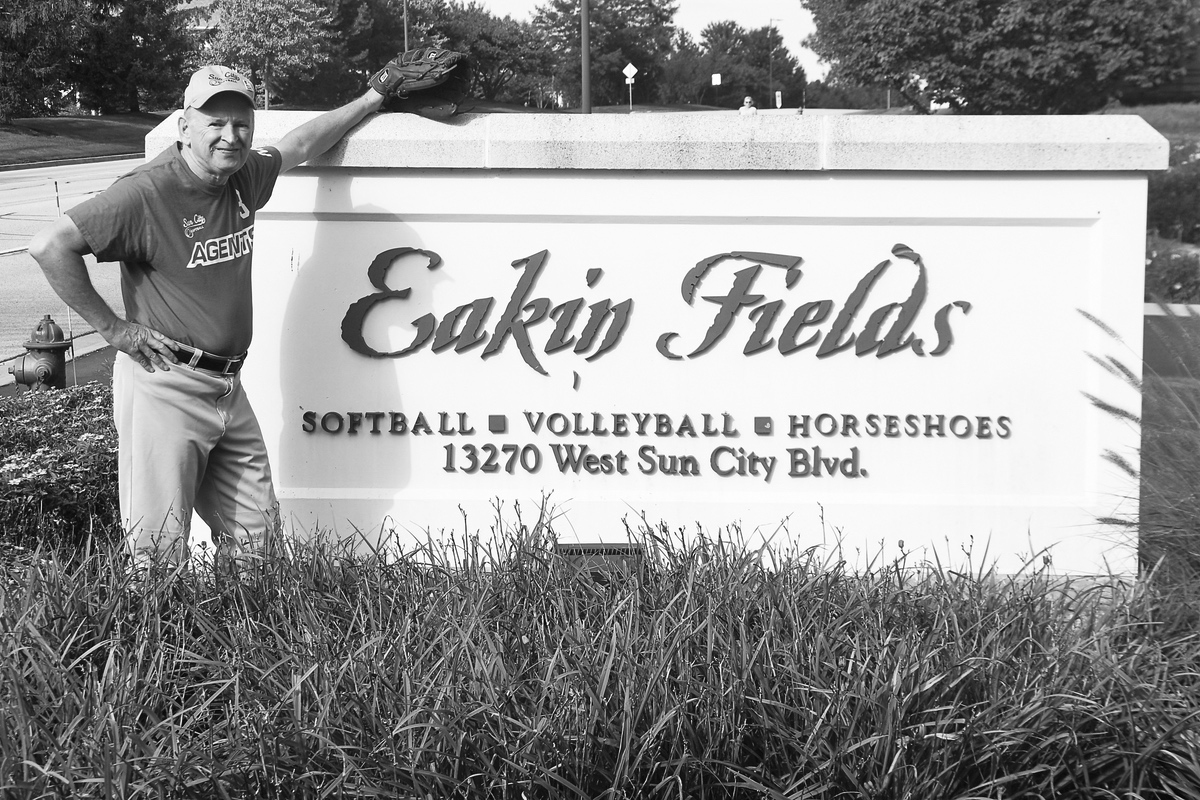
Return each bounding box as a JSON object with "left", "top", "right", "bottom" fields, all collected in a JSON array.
[{"left": 179, "top": 93, "right": 255, "bottom": 183}]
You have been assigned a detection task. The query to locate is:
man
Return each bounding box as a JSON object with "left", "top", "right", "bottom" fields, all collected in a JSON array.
[
  {"left": 739, "top": 96, "right": 758, "bottom": 115},
  {"left": 28, "top": 65, "right": 386, "bottom": 565}
]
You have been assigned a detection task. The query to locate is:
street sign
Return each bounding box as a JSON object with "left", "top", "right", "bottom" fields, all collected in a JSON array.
[
  {"left": 623, "top": 63, "right": 638, "bottom": 78},
  {"left": 775, "top": 90, "right": 782, "bottom": 109},
  {"left": 711, "top": 73, "right": 722, "bottom": 86}
]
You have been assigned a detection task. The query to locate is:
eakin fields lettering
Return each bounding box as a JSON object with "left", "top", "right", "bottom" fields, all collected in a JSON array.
[{"left": 339, "top": 243, "right": 972, "bottom": 375}]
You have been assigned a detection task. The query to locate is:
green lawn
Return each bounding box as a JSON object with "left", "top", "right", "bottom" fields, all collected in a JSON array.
[{"left": 0, "top": 113, "right": 167, "bottom": 167}]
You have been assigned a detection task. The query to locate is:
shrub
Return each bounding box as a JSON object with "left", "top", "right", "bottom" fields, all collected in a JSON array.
[
  {"left": 1128, "top": 106, "right": 1200, "bottom": 248},
  {"left": 1147, "top": 145, "right": 1200, "bottom": 245},
  {"left": 0, "top": 382, "right": 119, "bottom": 552},
  {"left": 1145, "top": 233, "right": 1200, "bottom": 302}
]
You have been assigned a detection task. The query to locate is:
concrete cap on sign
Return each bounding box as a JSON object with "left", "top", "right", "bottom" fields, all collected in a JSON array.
[
  {"left": 145, "top": 111, "right": 1169, "bottom": 172},
  {"left": 819, "top": 114, "right": 1168, "bottom": 171}
]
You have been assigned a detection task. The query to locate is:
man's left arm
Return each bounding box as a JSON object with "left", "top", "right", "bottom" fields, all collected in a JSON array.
[{"left": 274, "top": 89, "right": 386, "bottom": 173}]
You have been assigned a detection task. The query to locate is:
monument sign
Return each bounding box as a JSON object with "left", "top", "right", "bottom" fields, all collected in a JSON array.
[{"left": 148, "top": 112, "right": 1166, "bottom": 573}]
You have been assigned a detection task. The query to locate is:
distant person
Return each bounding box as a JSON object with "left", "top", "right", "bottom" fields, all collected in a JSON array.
[
  {"left": 26, "top": 60, "right": 414, "bottom": 567},
  {"left": 740, "top": 96, "right": 758, "bottom": 115}
]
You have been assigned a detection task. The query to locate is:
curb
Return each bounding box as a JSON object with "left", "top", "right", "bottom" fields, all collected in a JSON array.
[{"left": 0, "top": 153, "right": 142, "bottom": 172}]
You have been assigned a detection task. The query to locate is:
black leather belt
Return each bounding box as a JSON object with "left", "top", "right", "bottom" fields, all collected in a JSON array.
[{"left": 169, "top": 344, "right": 246, "bottom": 376}]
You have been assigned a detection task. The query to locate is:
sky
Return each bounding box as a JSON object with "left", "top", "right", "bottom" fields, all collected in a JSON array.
[{"left": 474, "top": 0, "right": 828, "bottom": 80}]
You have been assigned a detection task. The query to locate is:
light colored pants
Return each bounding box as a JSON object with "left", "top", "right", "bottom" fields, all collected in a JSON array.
[{"left": 113, "top": 352, "right": 279, "bottom": 564}]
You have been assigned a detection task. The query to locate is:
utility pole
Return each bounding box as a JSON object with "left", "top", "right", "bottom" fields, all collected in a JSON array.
[
  {"left": 581, "top": 0, "right": 591, "bottom": 113},
  {"left": 403, "top": 0, "right": 409, "bottom": 50}
]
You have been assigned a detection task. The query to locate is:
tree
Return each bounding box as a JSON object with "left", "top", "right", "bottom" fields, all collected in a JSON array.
[
  {"left": 699, "top": 21, "right": 757, "bottom": 106},
  {"left": 72, "top": 0, "right": 196, "bottom": 114},
  {"left": 697, "top": 22, "right": 806, "bottom": 109},
  {"left": 801, "top": 0, "right": 1200, "bottom": 114},
  {"left": 271, "top": 0, "right": 415, "bottom": 108},
  {"left": 656, "top": 29, "right": 706, "bottom": 104},
  {"left": 207, "top": 0, "right": 336, "bottom": 108},
  {"left": 0, "top": 0, "right": 87, "bottom": 121},
  {"left": 259, "top": 0, "right": 550, "bottom": 109},
  {"left": 424, "top": 1, "right": 553, "bottom": 103},
  {"left": 533, "top": 0, "right": 677, "bottom": 108}
]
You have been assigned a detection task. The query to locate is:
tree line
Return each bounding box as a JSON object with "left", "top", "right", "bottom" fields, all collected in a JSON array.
[
  {"left": 0, "top": 0, "right": 812, "bottom": 121},
  {"left": 800, "top": 0, "right": 1200, "bottom": 114},
  {"left": 2, "top": 0, "right": 1198, "bottom": 122}
]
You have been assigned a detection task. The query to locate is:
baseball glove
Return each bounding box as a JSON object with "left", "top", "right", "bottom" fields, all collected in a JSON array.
[{"left": 369, "top": 46, "right": 471, "bottom": 118}]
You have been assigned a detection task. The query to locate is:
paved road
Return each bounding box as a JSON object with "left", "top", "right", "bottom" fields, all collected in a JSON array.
[
  {"left": 0, "top": 159, "right": 139, "bottom": 383},
  {"left": 0, "top": 158, "right": 142, "bottom": 249}
]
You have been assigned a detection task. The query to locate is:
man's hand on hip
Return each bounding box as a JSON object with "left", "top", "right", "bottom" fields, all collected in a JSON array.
[{"left": 110, "top": 320, "right": 180, "bottom": 373}]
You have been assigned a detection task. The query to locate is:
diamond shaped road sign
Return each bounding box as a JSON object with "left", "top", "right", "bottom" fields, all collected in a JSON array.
[{"left": 623, "top": 63, "right": 638, "bottom": 79}]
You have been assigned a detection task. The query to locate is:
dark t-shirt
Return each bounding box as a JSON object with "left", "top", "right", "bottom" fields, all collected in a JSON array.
[{"left": 69, "top": 143, "right": 282, "bottom": 356}]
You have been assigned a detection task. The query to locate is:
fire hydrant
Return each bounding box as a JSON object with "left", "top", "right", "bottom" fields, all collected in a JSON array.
[{"left": 9, "top": 315, "right": 72, "bottom": 391}]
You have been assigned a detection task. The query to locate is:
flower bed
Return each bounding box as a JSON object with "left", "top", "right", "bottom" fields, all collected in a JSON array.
[{"left": 0, "top": 383, "right": 119, "bottom": 551}]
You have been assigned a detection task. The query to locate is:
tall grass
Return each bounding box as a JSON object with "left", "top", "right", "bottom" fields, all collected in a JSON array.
[
  {"left": 1089, "top": 301, "right": 1200, "bottom": 583},
  {"left": 1140, "top": 362, "right": 1200, "bottom": 582},
  {"left": 2, "top": 515, "right": 1198, "bottom": 799}
]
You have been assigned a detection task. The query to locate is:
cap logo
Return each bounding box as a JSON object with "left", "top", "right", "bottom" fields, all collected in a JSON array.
[{"left": 185, "top": 65, "right": 255, "bottom": 109}]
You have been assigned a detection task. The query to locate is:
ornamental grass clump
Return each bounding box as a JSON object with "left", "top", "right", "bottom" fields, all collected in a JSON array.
[
  {"left": 2, "top": 516, "right": 1198, "bottom": 799},
  {"left": 1087, "top": 303, "right": 1200, "bottom": 583}
]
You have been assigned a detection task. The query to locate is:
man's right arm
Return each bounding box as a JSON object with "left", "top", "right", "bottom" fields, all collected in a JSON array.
[{"left": 28, "top": 216, "right": 178, "bottom": 372}]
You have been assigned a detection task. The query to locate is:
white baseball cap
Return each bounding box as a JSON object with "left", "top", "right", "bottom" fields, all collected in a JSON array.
[{"left": 184, "top": 65, "right": 255, "bottom": 110}]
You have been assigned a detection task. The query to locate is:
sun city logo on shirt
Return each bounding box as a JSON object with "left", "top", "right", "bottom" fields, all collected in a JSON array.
[
  {"left": 186, "top": 225, "right": 255, "bottom": 269},
  {"left": 182, "top": 214, "right": 206, "bottom": 238}
]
